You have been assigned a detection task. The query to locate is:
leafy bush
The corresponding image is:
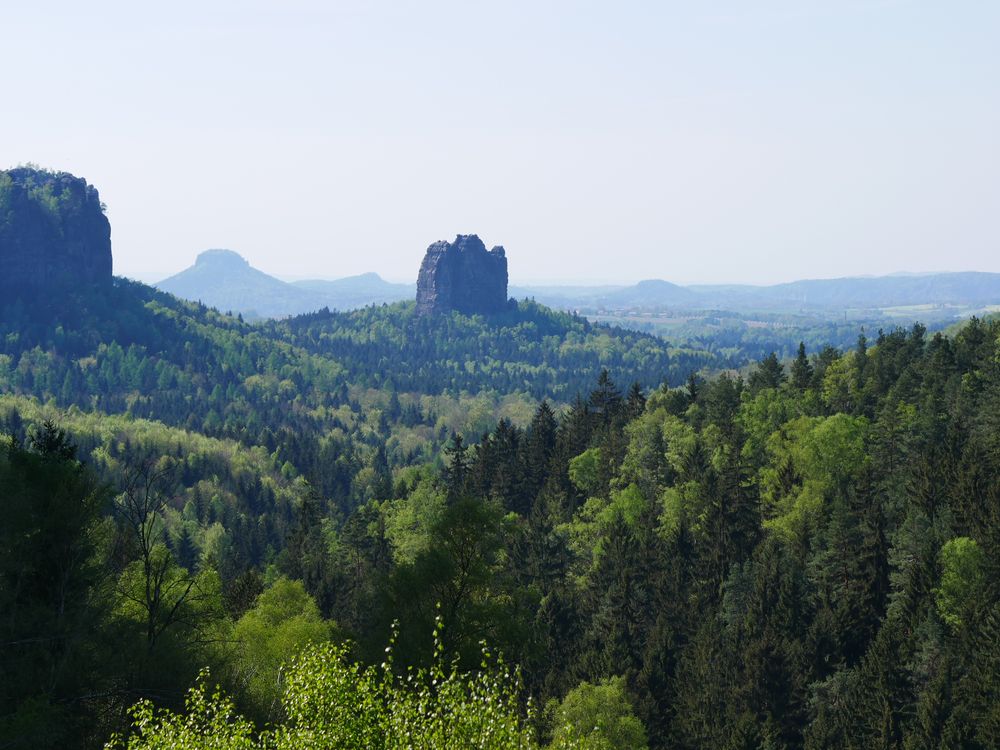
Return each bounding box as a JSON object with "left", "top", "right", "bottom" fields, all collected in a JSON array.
[{"left": 108, "top": 616, "right": 555, "bottom": 750}]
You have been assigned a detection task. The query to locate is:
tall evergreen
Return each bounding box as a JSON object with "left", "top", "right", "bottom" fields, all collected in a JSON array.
[
  {"left": 442, "top": 432, "right": 469, "bottom": 503},
  {"left": 791, "top": 341, "right": 813, "bottom": 390}
]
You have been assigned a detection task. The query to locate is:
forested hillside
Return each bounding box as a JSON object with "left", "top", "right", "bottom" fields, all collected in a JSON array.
[
  {"left": 265, "top": 299, "right": 712, "bottom": 399},
  {"left": 0, "top": 280, "right": 693, "bottom": 490},
  {"left": 242, "top": 318, "right": 1000, "bottom": 748},
  {"left": 4, "top": 278, "right": 1000, "bottom": 746}
]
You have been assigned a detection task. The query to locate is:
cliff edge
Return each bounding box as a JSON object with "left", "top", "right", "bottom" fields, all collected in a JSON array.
[
  {"left": 415, "top": 235, "right": 508, "bottom": 315},
  {"left": 0, "top": 167, "right": 112, "bottom": 294}
]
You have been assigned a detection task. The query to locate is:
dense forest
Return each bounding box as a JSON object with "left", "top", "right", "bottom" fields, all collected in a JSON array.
[{"left": 3, "top": 277, "right": 1000, "bottom": 748}]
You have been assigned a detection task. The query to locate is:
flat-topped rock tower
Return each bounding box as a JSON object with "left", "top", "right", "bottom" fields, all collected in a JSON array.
[
  {"left": 415, "top": 234, "right": 508, "bottom": 315},
  {"left": 0, "top": 167, "right": 112, "bottom": 293}
]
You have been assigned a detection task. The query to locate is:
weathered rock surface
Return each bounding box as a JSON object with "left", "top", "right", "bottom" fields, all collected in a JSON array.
[
  {"left": 415, "top": 235, "right": 508, "bottom": 315},
  {"left": 0, "top": 167, "right": 112, "bottom": 293}
]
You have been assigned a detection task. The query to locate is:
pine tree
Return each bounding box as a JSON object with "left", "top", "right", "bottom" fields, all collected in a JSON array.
[
  {"left": 491, "top": 418, "right": 526, "bottom": 512},
  {"left": 791, "top": 341, "right": 813, "bottom": 390},
  {"left": 442, "top": 432, "right": 469, "bottom": 503},
  {"left": 173, "top": 526, "right": 199, "bottom": 572},
  {"left": 590, "top": 369, "right": 624, "bottom": 427},
  {"left": 626, "top": 381, "right": 647, "bottom": 420},
  {"left": 522, "top": 400, "right": 558, "bottom": 510},
  {"left": 371, "top": 442, "right": 393, "bottom": 500},
  {"left": 282, "top": 488, "right": 337, "bottom": 615},
  {"left": 749, "top": 352, "right": 787, "bottom": 392},
  {"left": 855, "top": 332, "right": 869, "bottom": 386},
  {"left": 686, "top": 371, "right": 700, "bottom": 404}
]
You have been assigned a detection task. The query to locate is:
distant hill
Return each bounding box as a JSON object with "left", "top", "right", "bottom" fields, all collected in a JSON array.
[
  {"left": 517, "top": 272, "right": 1000, "bottom": 313},
  {"left": 293, "top": 273, "right": 414, "bottom": 309},
  {"left": 155, "top": 249, "right": 1000, "bottom": 319},
  {"left": 156, "top": 249, "right": 328, "bottom": 318},
  {"left": 753, "top": 272, "right": 1000, "bottom": 309},
  {"left": 509, "top": 284, "right": 625, "bottom": 308},
  {"left": 157, "top": 251, "right": 413, "bottom": 318},
  {"left": 513, "top": 279, "right": 695, "bottom": 309},
  {"left": 600, "top": 279, "right": 699, "bottom": 307}
]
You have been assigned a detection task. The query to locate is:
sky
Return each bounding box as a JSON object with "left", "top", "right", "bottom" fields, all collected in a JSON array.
[{"left": 3, "top": 0, "right": 998, "bottom": 285}]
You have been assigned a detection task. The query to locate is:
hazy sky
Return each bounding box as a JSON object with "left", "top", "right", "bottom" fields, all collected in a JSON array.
[{"left": 4, "top": 1, "right": 998, "bottom": 284}]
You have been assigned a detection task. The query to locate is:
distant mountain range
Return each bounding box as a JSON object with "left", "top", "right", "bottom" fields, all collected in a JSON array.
[
  {"left": 156, "top": 250, "right": 1000, "bottom": 319},
  {"left": 156, "top": 250, "right": 413, "bottom": 318},
  {"left": 518, "top": 273, "right": 1000, "bottom": 314},
  {"left": 685, "top": 273, "right": 1000, "bottom": 311},
  {"left": 511, "top": 279, "right": 699, "bottom": 309}
]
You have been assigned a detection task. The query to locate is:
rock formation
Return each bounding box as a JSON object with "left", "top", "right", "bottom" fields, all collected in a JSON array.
[
  {"left": 415, "top": 235, "right": 509, "bottom": 315},
  {"left": 0, "top": 167, "right": 113, "bottom": 294}
]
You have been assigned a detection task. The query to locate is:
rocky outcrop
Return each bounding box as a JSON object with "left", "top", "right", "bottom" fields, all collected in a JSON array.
[
  {"left": 415, "top": 235, "right": 509, "bottom": 315},
  {"left": 0, "top": 167, "right": 112, "bottom": 294}
]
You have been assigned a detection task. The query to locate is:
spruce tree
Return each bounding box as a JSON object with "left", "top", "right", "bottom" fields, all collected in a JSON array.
[
  {"left": 442, "top": 432, "right": 469, "bottom": 503},
  {"left": 791, "top": 341, "right": 813, "bottom": 390},
  {"left": 626, "top": 381, "right": 647, "bottom": 420},
  {"left": 749, "top": 352, "right": 787, "bottom": 392},
  {"left": 590, "top": 369, "right": 624, "bottom": 427}
]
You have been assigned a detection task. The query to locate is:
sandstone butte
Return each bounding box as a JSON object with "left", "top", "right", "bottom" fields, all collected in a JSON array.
[
  {"left": 0, "top": 167, "right": 113, "bottom": 294},
  {"left": 415, "top": 234, "right": 509, "bottom": 316}
]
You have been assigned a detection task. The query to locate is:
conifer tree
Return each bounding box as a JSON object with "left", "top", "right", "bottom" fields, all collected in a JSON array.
[
  {"left": 522, "top": 400, "right": 558, "bottom": 509},
  {"left": 626, "top": 381, "right": 647, "bottom": 420},
  {"left": 791, "top": 341, "right": 813, "bottom": 390},
  {"left": 442, "top": 432, "right": 469, "bottom": 503},
  {"left": 590, "top": 369, "right": 624, "bottom": 427},
  {"left": 749, "top": 352, "right": 787, "bottom": 392}
]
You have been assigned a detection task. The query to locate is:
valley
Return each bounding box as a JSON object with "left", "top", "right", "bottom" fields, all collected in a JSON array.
[{"left": 3, "top": 168, "right": 1000, "bottom": 750}]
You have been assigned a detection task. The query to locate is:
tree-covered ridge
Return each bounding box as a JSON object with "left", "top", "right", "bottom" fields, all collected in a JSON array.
[
  {"left": 267, "top": 299, "right": 713, "bottom": 399},
  {"left": 0, "top": 279, "right": 703, "bottom": 527},
  {"left": 0, "top": 281, "right": 537, "bottom": 506},
  {"left": 0, "top": 279, "right": 340, "bottom": 435},
  {"left": 0, "top": 417, "right": 647, "bottom": 750},
  {"left": 0, "top": 280, "right": 704, "bottom": 443}
]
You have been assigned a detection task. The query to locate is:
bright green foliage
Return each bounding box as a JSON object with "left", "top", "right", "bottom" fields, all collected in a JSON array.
[
  {"left": 548, "top": 677, "right": 647, "bottom": 750},
  {"left": 271, "top": 643, "right": 388, "bottom": 748},
  {"left": 615, "top": 408, "right": 672, "bottom": 500},
  {"left": 935, "top": 537, "right": 985, "bottom": 630},
  {"left": 384, "top": 498, "right": 524, "bottom": 669},
  {"left": 564, "top": 484, "right": 651, "bottom": 576},
  {"left": 226, "top": 578, "right": 335, "bottom": 722},
  {"left": 110, "top": 620, "right": 547, "bottom": 750},
  {"left": 275, "top": 636, "right": 537, "bottom": 749},
  {"left": 759, "top": 413, "right": 869, "bottom": 536},
  {"left": 568, "top": 448, "right": 602, "bottom": 496},
  {"left": 115, "top": 547, "right": 224, "bottom": 644},
  {"left": 383, "top": 476, "right": 446, "bottom": 564},
  {"left": 820, "top": 352, "right": 860, "bottom": 412},
  {"left": 107, "top": 673, "right": 257, "bottom": 750}
]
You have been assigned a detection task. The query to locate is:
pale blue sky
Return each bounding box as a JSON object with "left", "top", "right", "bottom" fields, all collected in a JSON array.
[{"left": 3, "top": 1, "right": 998, "bottom": 284}]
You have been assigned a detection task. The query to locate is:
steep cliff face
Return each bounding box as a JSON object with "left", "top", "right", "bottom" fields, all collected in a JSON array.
[
  {"left": 0, "top": 167, "right": 113, "bottom": 294},
  {"left": 415, "top": 235, "right": 508, "bottom": 315}
]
